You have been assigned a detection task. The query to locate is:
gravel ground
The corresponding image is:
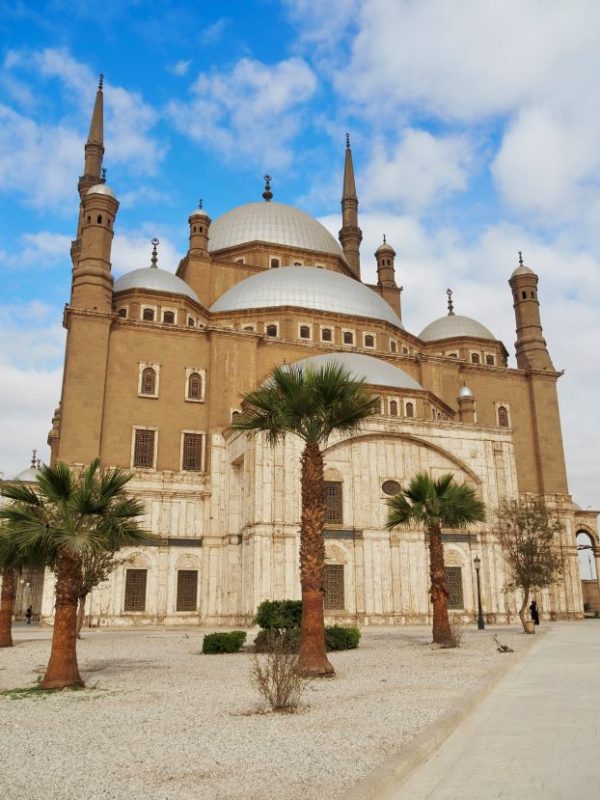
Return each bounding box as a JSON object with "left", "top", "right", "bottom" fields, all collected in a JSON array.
[{"left": 0, "top": 625, "right": 527, "bottom": 800}]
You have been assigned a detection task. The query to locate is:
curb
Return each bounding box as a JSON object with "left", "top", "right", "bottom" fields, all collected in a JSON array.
[{"left": 345, "top": 629, "right": 547, "bottom": 800}]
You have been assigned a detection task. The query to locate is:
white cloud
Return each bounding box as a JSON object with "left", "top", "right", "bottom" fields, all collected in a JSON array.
[
  {"left": 361, "top": 130, "right": 472, "bottom": 212},
  {"left": 169, "top": 57, "right": 317, "bottom": 169},
  {"left": 169, "top": 59, "right": 192, "bottom": 77},
  {"left": 1, "top": 231, "right": 72, "bottom": 270},
  {"left": 111, "top": 230, "right": 183, "bottom": 276}
]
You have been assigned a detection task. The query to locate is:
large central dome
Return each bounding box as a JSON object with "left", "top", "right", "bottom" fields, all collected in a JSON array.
[
  {"left": 210, "top": 266, "right": 404, "bottom": 328},
  {"left": 208, "top": 202, "right": 346, "bottom": 260}
]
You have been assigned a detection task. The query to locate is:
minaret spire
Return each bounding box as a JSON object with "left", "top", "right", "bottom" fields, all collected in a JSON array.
[
  {"left": 338, "top": 133, "right": 362, "bottom": 279},
  {"left": 87, "top": 74, "right": 104, "bottom": 147}
]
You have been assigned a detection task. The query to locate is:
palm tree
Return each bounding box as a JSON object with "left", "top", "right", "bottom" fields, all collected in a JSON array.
[
  {"left": 0, "top": 459, "right": 150, "bottom": 688},
  {"left": 0, "top": 525, "right": 34, "bottom": 648},
  {"left": 386, "top": 472, "right": 485, "bottom": 645},
  {"left": 233, "top": 363, "right": 379, "bottom": 676}
]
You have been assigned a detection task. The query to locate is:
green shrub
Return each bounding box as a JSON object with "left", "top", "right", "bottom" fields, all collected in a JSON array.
[
  {"left": 254, "top": 625, "right": 361, "bottom": 652},
  {"left": 324, "top": 625, "right": 361, "bottom": 651},
  {"left": 254, "top": 599, "right": 302, "bottom": 631},
  {"left": 202, "top": 630, "right": 247, "bottom": 654}
]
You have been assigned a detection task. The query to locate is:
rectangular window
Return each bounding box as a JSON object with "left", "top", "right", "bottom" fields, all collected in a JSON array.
[
  {"left": 176, "top": 570, "right": 198, "bottom": 611},
  {"left": 445, "top": 567, "right": 464, "bottom": 610},
  {"left": 134, "top": 429, "right": 155, "bottom": 468},
  {"left": 182, "top": 433, "right": 204, "bottom": 471},
  {"left": 324, "top": 564, "right": 345, "bottom": 610},
  {"left": 124, "top": 569, "right": 147, "bottom": 612},
  {"left": 324, "top": 481, "right": 343, "bottom": 524}
]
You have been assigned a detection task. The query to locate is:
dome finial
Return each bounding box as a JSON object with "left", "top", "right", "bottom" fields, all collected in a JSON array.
[
  {"left": 383, "top": 233, "right": 386, "bottom": 244},
  {"left": 150, "top": 238, "right": 159, "bottom": 269},
  {"left": 98, "top": 73, "right": 104, "bottom": 91},
  {"left": 31, "top": 449, "right": 37, "bottom": 467},
  {"left": 446, "top": 288, "right": 455, "bottom": 316},
  {"left": 198, "top": 198, "right": 203, "bottom": 209},
  {"left": 518, "top": 250, "right": 523, "bottom": 266},
  {"left": 262, "top": 174, "right": 273, "bottom": 202},
  {"left": 101, "top": 167, "right": 107, "bottom": 184},
  {"left": 345, "top": 132, "right": 351, "bottom": 149}
]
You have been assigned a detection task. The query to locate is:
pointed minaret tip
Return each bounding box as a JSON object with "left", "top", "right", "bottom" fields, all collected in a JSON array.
[
  {"left": 87, "top": 74, "right": 104, "bottom": 146},
  {"left": 342, "top": 134, "right": 357, "bottom": 200}
]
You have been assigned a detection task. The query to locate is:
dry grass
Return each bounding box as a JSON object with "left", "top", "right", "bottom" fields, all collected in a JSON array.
[{"left": 250, "top": 644, "right": 312, "bottom": 712}]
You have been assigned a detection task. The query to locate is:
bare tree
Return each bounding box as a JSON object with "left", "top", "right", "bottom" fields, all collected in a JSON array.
[
  {"left": 495, "top": 496, "right": 564, "bottom": 631},
  {"left": 77, "top": 551, "right": 128, "bottom": 637}
]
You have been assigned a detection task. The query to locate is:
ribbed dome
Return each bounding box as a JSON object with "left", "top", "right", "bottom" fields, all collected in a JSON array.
[
  {"left": 290, "top": 352, "right": 422, "bottom": 390},
  {"left": 210, "top": 266, "right": 404, "bottom": 328},
  {"left": 419, "top": 314, "right": 495, "bottom": 342},
  {"left": 208, "top": 202, "right": 346, "bottom": 260},
  {"left": 114, "top": 268, "right": 199, "bottom": 302}
]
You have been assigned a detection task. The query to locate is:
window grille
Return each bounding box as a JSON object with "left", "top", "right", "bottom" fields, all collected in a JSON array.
[
  {"left": 163, "top": 311, "right": 175, "bottom": 324},
  {"left": 182, "top": 433, "right": 203, "bottom": 471},
  {"left": 324, "top": 564, "right": 345, "bottom": 610},
  {"left": 497, "top": 406, "right": 509, "bottom": 427},
  {"left": 300, "top": 325, "right": 310, "bottom": 339},
  {"left": 343, "top": 331, "right": 354, "bottom": 345},
  {"left": 188, "top": 372, "right": 203, "bottom": 400},
  {"left": 142, "top": 308, "right": 155, "bottom": 321},
  {"left": 266, "top": 324, "right": 278, "bottom": 337},
  {"left": 324, "top": 481, "right": 343, "bottom": 524},
  {"left": 176, "top": 570, "right": 198, "bottom": 611},
  {"left": 364, "top": 335, "right": 375, "bottom": 348},
  {"left": 445, "top": 567, "right": 464, "bottom": 609},
  {"left": 133, "top": 429, "right": 155, "bottom": 468},
  {"left": 321, "top": 328, "right": 333, "bottom": 342},
  {"left": 405, "top": 402, "right": 414, "bottom": 418},
  {"left": 124, "top": 569, "right": 147, "bottom": 611},
  {"left": 140, "top": 367, "right": 156, "bottom": 396}
]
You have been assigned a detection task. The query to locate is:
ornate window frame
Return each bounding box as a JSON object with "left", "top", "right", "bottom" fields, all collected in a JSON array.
[
  {"left": 140, "top": 304, "right": 157, "bottom": 322},
  {"left": 131, "top": 426, "right": 158, "bottom": 470},
  {"left": 180, "top": 429, "right": 206, "bottom": 473},
  {"left": 185, "top": 367, "right": 206, "bottom": 403},
  {"left": 138, "top": 362, "right": 160, "bottom": 398}
]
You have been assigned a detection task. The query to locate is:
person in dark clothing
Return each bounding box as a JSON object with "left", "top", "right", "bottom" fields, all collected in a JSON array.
[
  {"left": 529, "top": 600, "right": 540, "bottom": 625},
  {"left": 25, "top": 606, "right": 33, "bottom": 624}
]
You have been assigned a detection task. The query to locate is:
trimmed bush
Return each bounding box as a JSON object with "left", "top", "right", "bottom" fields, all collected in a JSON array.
[
  {"left": 324, "top": 625, "right": 361, "bottom": 651},
  {"left": 254, "top": 599, "right": 302, "bottom": 631},
  {"left": 202, "top": 630, "right": 247, "bottom": 654}
]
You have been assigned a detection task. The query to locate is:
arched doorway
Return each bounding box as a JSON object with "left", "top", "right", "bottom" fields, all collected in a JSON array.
[{"left": 577, "top": 531, "right": 599, "bottom": 615}]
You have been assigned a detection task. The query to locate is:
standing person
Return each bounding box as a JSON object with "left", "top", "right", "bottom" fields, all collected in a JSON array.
[
  {"left": 529, "top": 600, "right": 540, "bottom": 625},
  {"left": 25, "top": 605, "right": 32, "bottom": 624}
]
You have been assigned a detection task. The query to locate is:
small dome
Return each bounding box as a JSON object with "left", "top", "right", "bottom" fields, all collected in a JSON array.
[
  {"left": 419, "top": 314, "right": 495, "bottom": 342},
  {"left": 458, "top": 386, "right": 474, "bottom": 400},
  {"left": 87, "top": 183, "right": 116, "bottom": 199},
  {"left": 210, "top": 266, "right": 404, "bottom": 328},
  {"left": 114, "top": 268, "right": 199, "bottom": 302},
  {"left": 189, "top": 206, "right": 210, "bottom": 220},
  {"left": 375, "top": 240, "right": 395, "bottom": 256},
  {"left": 208, "top": 201, "right": 346, "bottom": 260},
  {"left": 13, "top": 465, "right": 41, "bottom": 482},
  {"left": 290, "top": 352, "right": 422, "bottom": 390},
  {"left": 510, "top": 264, "right": 536, "bottom": 279}
]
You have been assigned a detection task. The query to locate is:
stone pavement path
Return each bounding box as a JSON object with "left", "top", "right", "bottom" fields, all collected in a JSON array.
[{"left": 387, "top": 622, "right": 600, "bottom": 800}]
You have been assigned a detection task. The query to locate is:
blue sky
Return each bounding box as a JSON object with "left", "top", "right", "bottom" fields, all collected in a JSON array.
[{"left": 0, "top": 0, "right": 599, "bottom": 508}]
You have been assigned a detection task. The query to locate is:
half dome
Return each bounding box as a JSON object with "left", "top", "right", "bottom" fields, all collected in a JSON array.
[
  {"left": 419, "top": 314, "right": 495, "bottom": 342},
  {"left": 114, "top": 268, "right": 199, "bottom": 302},
  {"left": 210, "top": 266, "right": 404, "bottom": 328},
  {"left": 208, "top": 202, "right": 346, "bottom": 260},
  {"left": 290, "top": 352, "right": 422, "bottom": 390}
]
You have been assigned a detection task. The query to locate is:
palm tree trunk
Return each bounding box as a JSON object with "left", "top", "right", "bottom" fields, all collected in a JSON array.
[
  {"left": 76, "top": 593, "right": 87, "bottom": 638},
  {"left": 297, "top": 443, "right": 334, "bottom": 677},
  {"left": 42, "top": 550, "right": 84, "bottom": 689},
  {"left": 518, "top": 588, "right": 530, "bottom": 632},
  {"left": 429, "top": 523, "right": 452, "bottom": 645},
  {"left": 0, "top": 567, "right": 15, "bottom": 648}
]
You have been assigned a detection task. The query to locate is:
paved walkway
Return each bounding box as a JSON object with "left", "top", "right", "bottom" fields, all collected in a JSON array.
[{"left": 387, "top": 622, "right": 600, "bottom": 800}]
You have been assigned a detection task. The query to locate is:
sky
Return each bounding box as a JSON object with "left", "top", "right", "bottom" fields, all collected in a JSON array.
[{"left": 0, "top": 0, "right": 598, "bottom": 509}]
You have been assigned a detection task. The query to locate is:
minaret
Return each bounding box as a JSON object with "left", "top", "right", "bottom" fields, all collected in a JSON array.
[
  {"left": 375, "top": 235, "right": 397, "bottom": 288},
  {"left": 338, "top": 133, "right": 362, "bottom": 279},
  {"left": 509, "top": 252, "right": 554, "bottom": 370},
  {"left": 189, "top": 199, "right": 211, "bottom": 257},
  {"left": 457, "top": 386, "right": 476, "bottom": 423}
]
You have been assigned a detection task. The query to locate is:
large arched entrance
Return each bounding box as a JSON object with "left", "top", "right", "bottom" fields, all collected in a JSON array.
[{"left": 577, "top": 531, "right": 600, "bottom": 615}]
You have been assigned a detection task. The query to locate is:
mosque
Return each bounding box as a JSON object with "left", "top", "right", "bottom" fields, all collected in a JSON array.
[{"left": 7, "top": 78, "right": 600, "bottom": 626}]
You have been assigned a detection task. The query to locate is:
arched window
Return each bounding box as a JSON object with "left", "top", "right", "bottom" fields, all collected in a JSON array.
[
  {"left": 522, "top": 291, "right": 527, "bottom": 299},
  {"left": 300, "top": 325, "right": 311, "bottom": 339},
  {"left": 321, "top": 328, "right": 333, "bottom": 342},
  {"left": 471, "top": 352, "right": 480, "bottom": 364},
  {"left": 266, "top": 324, "right": 278, "bottom": 337},
  {"left": 577, "top": 532, "right": 597, "bottom": 580},
  {"left": 324, "top": 481, "right": 343, "bottom": 524},
  {"left": 117, "top": 308, "right": 127, "bottom": 318},
  {"left": 187, "top": 317, "right": 195, "bottom": 327},
  {"left": 485, "top": 354, "right": 495, "bottom": 366},
  {"left": 163, "top": 311, "right": 175, "bottom": 324},
  {"left": 142, "top": 308, "right": 155, "bottom": 322},
  {"left": 270, "top": 258, "right": 280, "bottom": 268},
  {"left": 188, "top": 372, "right": 203, "bottom": 401},
  {"left": 97, "top": 215, "right": 103, "bottom": 224},
  {"left": 364, "top": 334, "right": 375, "bottom": 348},
  {"left": 343, "top": 331, "right": 354, "bottom": 345},
  {"left": 243, "top": 325, "right": 255, "bottom": 332},
  {"left": 389, "top": 400, "right": 399, "bottom": 416},
  {"left": 405, "top": 401, "right": 414, "bottom": 418},
  {"left": 390, "top": 340, "right": 397, "bottom": 353},
  {"left": 293, "top": 261, "right": 303, "bottom": 267},
  {"left": 141, "top": 367, "right": 156, "bottom": 396},
  {"left": 497, "top": 405, "right": 509, "bottom": 427},
  {"left": 86, "top": 215, "right": 91, "bottom": 223}
]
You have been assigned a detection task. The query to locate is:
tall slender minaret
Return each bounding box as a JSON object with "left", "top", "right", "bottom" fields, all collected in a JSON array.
[
  {"left": 509, "top": 252, "right": 554, "bottom": 370},
  {"left": 338, "top": 133, "right": 362, "bottom": 279}
]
